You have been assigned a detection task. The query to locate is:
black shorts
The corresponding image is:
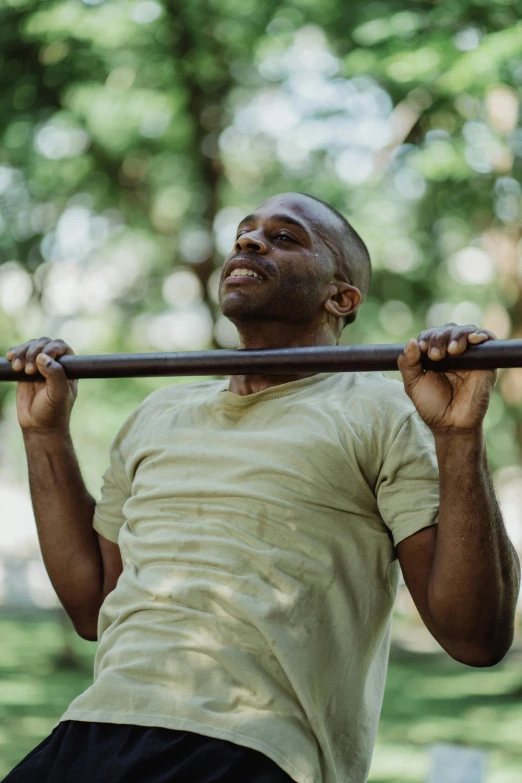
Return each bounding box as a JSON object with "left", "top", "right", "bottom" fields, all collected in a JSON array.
[{"left": 4, "top": 721, "right": 294, "bottom": 783}]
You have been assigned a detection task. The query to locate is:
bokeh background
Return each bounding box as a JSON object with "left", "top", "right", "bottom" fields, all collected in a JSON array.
[{"left": 1, "top": 0, "right": 522, "bottom": 780}]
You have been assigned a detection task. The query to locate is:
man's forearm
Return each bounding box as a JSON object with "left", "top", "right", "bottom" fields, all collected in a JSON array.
[
  {"left": 24, "top": 430, "right": 104, "bottom": 638},
  {"left": 428, "top": 429, "right": 520, "bottom": 665}
]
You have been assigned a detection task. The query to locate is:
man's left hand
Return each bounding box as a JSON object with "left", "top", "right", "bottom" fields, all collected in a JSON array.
[{"left": 397, "top": 323, "right": 497, "bottom": 433}]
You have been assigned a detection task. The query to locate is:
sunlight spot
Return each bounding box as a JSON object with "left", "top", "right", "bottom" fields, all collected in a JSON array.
[
  {"left": 448, "top": 247, "right": 495, "bottom": 285},
  {"left": 0, "top": 263, "right": 32, "bottom": 315},
  {"left": 130, "top": 1, "right": 162, "bottom": 24}
]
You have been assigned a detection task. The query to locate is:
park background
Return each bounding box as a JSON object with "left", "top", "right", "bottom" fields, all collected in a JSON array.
[{"left": 1, "top": 0, "right": 522, "bottom": 780}]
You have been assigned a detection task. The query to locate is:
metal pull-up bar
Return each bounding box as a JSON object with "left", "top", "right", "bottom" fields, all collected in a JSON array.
[{"left": 1, "top": 340, "right": 521, "bottom": 381}]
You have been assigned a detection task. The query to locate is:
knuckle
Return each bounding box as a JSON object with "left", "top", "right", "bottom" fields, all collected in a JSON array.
[
  {"left": 26, "top": 346, "right": 44, "bottom": 361},
  {"left": 48, "top": 338, "right": 66, "bottom": 348},
  {"left": 448, "top": 331, "right": 462, "bottom": 342},
  {"left": 45, "top": 343, "right": 68, "bottom": 357}
]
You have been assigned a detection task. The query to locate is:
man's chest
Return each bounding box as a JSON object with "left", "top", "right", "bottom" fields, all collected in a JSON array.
[{"left": 127, "top": 416, "right": 355, "bottom": 502}]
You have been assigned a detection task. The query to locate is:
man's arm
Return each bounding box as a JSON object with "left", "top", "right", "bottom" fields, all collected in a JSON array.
[
  {"left": 7, "top": 338, "right": 122, "bottom": 640},
  {"left": 397, "top": 325, "right": 521, "bottom": 667},
  {"left": 397, "top": 432, "right": 520, "bottom": 666}
]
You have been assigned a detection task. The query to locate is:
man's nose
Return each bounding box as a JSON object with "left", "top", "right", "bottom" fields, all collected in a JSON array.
[{"left": 234, "top": 231, "right": 268, "bottom": 254}]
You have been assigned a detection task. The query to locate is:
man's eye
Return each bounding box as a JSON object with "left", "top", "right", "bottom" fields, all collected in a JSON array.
[{"left": 276, "top": 232, "right": 295, "bottom": 242}]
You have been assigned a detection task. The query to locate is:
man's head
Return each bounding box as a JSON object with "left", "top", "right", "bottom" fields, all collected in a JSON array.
[{"left": 218, "top": 193, "right": 371, "bottom": 342}]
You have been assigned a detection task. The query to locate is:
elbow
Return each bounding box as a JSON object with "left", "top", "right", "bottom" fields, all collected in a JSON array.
[
  {"left": 450, "top": 650, "right": 506, "bottom": 668},
  {"left": 70, "top": 611, "right": 100, "bottom": 642},
  {"left": 76, "top": 627, "right": 98, "bottom": 642},
  {"left": 446, "top": 635, "right": 514, "bottom": 668},
  {"left": 63, "top": 599, "right": 102, "bottom": 642},
  {"left": 72, "top": 616, "right": 98, "bottom": 641}
]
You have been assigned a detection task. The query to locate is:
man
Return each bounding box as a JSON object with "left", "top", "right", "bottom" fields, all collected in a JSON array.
[{"left": 5, "top": 192, "right": 520, "bottom": 783}]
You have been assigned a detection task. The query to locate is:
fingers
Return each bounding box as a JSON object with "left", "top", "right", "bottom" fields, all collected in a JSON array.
[
  {"left": 6, "top": 337, "right": 74, "bottom": 375},
  {"left": 467, "top": 329, "right": 496, "bottom": 344},
  {"left": 35, "top": 352, "right": 77, "bottom": 403},
  {"left": 417, "top": 324, "right": 497, "bottom": 361},
  {"left": 397, "top": 339, "right": 423, "bottom": 394}
]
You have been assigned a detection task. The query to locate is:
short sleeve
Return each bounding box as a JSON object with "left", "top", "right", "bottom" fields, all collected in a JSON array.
[
  {"left": 376, "top": 411, "right": 439, "bottom": 547},
  {"left": 93, "top": 423, "right": 134, "bottom": 545}
]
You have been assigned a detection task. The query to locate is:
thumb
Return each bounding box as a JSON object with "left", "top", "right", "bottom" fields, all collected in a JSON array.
[
  {"left": 397, "top": 339, "right": 423, "bottom": 394},
  {"left": 36, "top": 353, "right": 71, "bottom": 402}
]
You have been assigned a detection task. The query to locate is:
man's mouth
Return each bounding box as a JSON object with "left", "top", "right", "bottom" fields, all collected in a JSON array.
[
  {"left": 225, "top": 267, "right": 264, "bottom": 284},
  {"left": 224, "top": 259, "right": 268, "bottom": 284}
]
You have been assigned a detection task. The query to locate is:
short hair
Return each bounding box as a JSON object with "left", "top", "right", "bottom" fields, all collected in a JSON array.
[{"left": 300, "top": 194, "right": 372, "bottom": 328}]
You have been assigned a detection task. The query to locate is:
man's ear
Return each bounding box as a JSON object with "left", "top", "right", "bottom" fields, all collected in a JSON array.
[{"left": 324, "top": 282, "right": 362, "bottom": 325}]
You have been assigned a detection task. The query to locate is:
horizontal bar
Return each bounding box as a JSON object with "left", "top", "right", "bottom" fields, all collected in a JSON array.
[{"left": 1, "top": 340, "right": 521, "bottom": 382}]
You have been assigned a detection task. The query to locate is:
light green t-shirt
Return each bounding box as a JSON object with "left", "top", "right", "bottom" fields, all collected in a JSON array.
[{"left": 62, "top": 371, "right": 439, "bottom": 783}]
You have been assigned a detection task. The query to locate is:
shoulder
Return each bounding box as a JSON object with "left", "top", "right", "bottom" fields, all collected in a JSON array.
[
  {"left": 325, "top": 372, "right": 427, "bottom": 466},
  {"left": 327, "top": 371, "right": 415, "bottom": 425}
]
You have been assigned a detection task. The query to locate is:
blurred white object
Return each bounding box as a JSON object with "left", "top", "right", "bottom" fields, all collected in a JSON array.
[
  {"left": 0, "top": 479, "right": 39, "bottom": 557},
  {"left": 0, "top": 478, "right": 58, "bottom": 607},
  {"left": 428, "top": 743, "right": 486, "bottom": 783}
]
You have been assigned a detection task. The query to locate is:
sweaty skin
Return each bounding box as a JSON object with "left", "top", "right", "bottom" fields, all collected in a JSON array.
[
  {"left": 218, "top": 193, "right": 362, "bottom": 396},
  {"left": 6, "top": 192, "right": 521, "bottom": 662}
]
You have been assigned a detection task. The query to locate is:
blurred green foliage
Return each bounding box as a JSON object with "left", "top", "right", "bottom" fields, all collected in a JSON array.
[
  {"left": 1, "top": 617, "right": 521, "bottom": 782},
  {"left": 1, "top": 0, "right": 522, "bottom": 484}
]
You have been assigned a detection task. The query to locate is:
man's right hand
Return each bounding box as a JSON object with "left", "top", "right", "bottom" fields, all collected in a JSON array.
[{"left": 6, "top": 337, "right": 77, "bottom": 433}]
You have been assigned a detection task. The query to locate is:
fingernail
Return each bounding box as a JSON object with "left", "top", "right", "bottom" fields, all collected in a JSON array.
[
  {"left": 419, "top": 340, "right": 427, "bottom": 349},
  {"left": 449, "top": 340, "right": 459, "bottom": 351},
  {"left": 430, "top": 347, "right": 441, "bottom": 357},
  {"left": 25, "top": 362, "right": 34, "bottom": 373},
  {"left": 13, "top": 359, "right": 22, "bottom": 371},
  {"left": 37, "top": 354, "right": 50, "bottom": 365}
]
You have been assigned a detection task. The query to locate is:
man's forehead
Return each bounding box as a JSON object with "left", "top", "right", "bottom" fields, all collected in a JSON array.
[
  {"left": 236, "top": 193, "right": 345, "bottom": 256},
  {"left": 254, "top": 193, "right": 337, "bottom": 226}
]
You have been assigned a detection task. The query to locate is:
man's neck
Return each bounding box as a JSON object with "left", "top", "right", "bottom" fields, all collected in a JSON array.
[{"left": 226, "top": 321, "right": 336, "bottom": 396}]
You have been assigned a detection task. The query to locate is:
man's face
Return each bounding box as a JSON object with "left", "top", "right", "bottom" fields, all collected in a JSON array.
[{"left": 218, "top": 193, "right": 344, "bottom": 325}]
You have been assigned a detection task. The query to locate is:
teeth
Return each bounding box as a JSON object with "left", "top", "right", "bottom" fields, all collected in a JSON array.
[{"left": 230, "top": 268, "right": 261, "bottom": 278}]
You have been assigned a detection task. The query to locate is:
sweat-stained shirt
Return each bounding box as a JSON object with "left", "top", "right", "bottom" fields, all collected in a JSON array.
[{"left": 61, "top": 371, "right": 440, "bottom": 783}]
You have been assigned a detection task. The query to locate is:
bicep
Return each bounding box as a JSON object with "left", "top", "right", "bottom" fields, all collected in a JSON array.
[
  {"left": 397, "top": 524, "right": 438, "bottom": 632},
  {"left": 98, "top": 533, "right": 123, "bottom": 598}
]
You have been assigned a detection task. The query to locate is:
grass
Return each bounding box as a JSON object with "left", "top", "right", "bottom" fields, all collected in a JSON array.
[
  {"left": 0, "top": 615, "right": 521, "bottom": 782},
  {"left": 371, "top": 643, "right": 522, "bottom": 782}
]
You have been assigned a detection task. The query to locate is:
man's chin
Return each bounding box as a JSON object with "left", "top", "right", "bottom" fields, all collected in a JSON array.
[
  {"left": 219, "top": 305, "right": 265, "bottom": 322},
  {"left": 219, "top": 293, "right": 269, "bottom": 321}
]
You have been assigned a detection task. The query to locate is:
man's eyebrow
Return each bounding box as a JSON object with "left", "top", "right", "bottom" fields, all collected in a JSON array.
[
  {"left": 237, "top": 213, "right": 309, "bottom": 233},
  {"left": 237, "top": 214, "right": 257, "bottom": 228}
]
